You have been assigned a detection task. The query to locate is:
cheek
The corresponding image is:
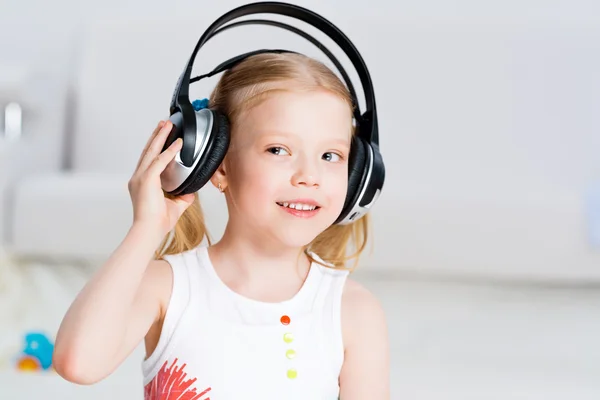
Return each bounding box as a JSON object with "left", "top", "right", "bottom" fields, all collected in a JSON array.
[
  {"left": 231, "top": 157, "right": 285, "bottom": 204},
  {"left": 324, "top": 167, "right": 349, "bottom": 208}
]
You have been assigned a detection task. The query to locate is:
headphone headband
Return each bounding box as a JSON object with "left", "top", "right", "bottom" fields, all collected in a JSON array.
[
  {"left": 171, "top": 1, "right": 379, "bottom": 144},
  {"left": 189, "top": 19, "right": 360, "bottom": 121}
]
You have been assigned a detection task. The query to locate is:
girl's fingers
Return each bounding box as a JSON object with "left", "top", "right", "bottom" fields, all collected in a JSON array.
[
  {"left": 135, "top": 121, "right": 165, "bottom": 170},
  {"left": 149, "top": 137, "right": 183, "bottom": 174},
  {"left": 138, "top": 121, "right": 174, "bottom": 172}
]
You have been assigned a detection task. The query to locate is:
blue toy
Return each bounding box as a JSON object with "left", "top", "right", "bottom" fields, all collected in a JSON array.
[{"left": 15, "top": 331, "right": 54, "bottom": 372}]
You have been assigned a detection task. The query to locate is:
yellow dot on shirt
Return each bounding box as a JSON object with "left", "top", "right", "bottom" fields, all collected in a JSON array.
[
  {"left": 285, "top": 349, "right": 296, "bottom": 359},
  {"left": 283, "top": 332, "right": 294, "bottom": 343},
  {"left": 287, "top": 368, "right": 297, "bottom": 379}
]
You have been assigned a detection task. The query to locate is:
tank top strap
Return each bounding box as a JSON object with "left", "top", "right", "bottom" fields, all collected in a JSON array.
[
  {"left": 305, "top": 252, "right": 350, "bottom": 376},
  {"left": 306, "top": 252, "right": 350, "bottom": 315}
]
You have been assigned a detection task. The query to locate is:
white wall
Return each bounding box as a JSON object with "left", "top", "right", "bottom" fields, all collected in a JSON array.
[{"left": 1, "top": 0, "right": 600, "bottom": 282}]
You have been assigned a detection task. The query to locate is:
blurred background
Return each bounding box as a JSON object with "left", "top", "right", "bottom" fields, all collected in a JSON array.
[{"left": 0, "top": 0, "right": 599, "bottom": 398}]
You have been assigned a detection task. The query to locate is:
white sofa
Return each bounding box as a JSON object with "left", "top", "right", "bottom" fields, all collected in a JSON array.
[
  {"left": 0, "top": 64, "right": 70, "bottom": 246},
  {"left": 6, "top": 15, "right": 600, "bottom": 282}
]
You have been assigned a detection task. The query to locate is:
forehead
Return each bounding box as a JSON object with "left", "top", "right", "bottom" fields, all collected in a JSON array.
[{"left": 232, "top": 89, "right": 353, "bottom": 145}]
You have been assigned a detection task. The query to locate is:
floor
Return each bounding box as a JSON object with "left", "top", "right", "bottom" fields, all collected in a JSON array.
[
  {"left": 1, "top": 259, "right": 599, "bottom": 399},
  {"left": 370, "top": 277, "right": 600, "bottom": 400}
]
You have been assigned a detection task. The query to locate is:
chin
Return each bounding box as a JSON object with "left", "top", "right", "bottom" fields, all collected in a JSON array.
[
  {"left": 271, "top": 228, "right": 322, "bottom": 249},
  {"left": 267, "top": 217, "right": 336, "bottom": 249}
]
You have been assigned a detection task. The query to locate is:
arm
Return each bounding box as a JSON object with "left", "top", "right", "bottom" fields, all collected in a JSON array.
[
  {"left": 52, "top": 224, "right": 169, "bottom": 385},
  {"left": 52, "top": 120, "right": 194, "bottom": 384},
  {"left": 338, "top": 279, "right": 391, "bottom": 399}
]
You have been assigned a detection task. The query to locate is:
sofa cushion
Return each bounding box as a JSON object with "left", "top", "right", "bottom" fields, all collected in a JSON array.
[{"left": 10, "top": 172, "right": 132, "bottom": 261}]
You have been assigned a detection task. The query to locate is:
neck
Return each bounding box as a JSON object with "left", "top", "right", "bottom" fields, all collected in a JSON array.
[{"left": 208, "top": 222, "right": 311, "bottom": 284}]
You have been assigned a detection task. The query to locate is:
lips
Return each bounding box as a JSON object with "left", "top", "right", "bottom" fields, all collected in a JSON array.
[
  {"left": 275, "top": 201, "right": 321, "bottom": 211},
  {"left": 276, "top": 200, "right": 322, "bottom": 218}
]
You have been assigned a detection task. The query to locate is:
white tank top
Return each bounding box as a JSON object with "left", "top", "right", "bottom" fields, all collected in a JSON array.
[{"left": 141, "top": 245, "right": 349, "bottom": 399}]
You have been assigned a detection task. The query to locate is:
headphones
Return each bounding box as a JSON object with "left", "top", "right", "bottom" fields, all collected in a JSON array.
[{"left": 160, "top": 1, "right": 385, "bottom": 225}]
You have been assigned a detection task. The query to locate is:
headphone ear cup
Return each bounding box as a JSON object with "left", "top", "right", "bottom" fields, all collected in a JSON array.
[
  {"left": 177, "top": 110, "right": 230, "bottom": 195},
  {"left": 336, "top": 136, "right": 368, "bottom": 224}
]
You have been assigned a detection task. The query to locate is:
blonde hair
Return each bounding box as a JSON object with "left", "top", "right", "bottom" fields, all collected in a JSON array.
[{"left": 156, "top": 52, "right": 371, "bottom": 270}]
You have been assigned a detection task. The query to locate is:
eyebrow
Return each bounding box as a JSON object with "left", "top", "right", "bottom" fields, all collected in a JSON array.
[
  {"left": 328, "top": 138, "right": 351, "bottom": 149},
  {"left": 258, "top": 132, "right": 351, "bottom": 148}
]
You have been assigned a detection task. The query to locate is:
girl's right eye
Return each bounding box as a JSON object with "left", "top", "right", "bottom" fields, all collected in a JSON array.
[{"left": 267, "top": 146, "right": 290, "bottom": 156}]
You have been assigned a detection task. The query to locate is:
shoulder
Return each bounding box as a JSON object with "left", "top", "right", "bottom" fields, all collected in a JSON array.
[
  {"left": 341, "top": 278, "right": 388, "bottom": 347},
  {"left": 338, "top": 277, "right": 390, "bottom": 398},
  {"left": 148, "top": 247, "right": 201, "bottom": 315},
  {"left": 149, "top": 246, "right": 207, "bottom": 316}
]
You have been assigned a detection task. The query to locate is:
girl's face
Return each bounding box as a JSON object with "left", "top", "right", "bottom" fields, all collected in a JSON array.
[{"left": 214, "top": 89, "right": 353, "bottom": 248}]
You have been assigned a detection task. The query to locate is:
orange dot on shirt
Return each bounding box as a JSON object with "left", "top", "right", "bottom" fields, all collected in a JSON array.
[{"left": 280, "top": 315, "right": 290, "bottom": 325}]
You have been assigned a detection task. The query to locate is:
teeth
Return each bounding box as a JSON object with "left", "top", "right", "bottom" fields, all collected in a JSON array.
[{"left": 278, "top": 202, "right": 318, "bottom": 211}]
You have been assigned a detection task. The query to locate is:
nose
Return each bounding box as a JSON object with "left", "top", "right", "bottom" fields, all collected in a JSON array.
[{"left": 291, "top": 156, "right": 320, "bottom": 188}]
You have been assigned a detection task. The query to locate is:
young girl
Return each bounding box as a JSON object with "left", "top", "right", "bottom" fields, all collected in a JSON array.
[{"left": 53, "top": 51, "right": 390, "bottom": 399}]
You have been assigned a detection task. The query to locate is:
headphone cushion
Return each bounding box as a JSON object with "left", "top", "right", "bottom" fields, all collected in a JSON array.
[
  {"left": 179, "top": 111, "right": 230, "bottom": 194},
  {"left": 341, "top": 136, "right": 368, "bottom": 217}
]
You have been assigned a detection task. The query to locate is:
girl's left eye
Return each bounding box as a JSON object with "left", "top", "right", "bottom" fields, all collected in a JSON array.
[
  {"left": 322, "top": 152, "right": 342, "bottom": 162},
  {"left": 267, "top": 147, "right": 290, "bottom": 156}
]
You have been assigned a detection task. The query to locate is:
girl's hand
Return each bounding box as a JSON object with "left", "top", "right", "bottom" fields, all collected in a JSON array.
[{"left": 127, "top": 120, "right": 195, "bottom": 236}]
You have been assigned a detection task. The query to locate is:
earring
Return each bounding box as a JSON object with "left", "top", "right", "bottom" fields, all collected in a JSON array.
[{"left": 218, "top": 182, "right": 223, "bottom": 193}]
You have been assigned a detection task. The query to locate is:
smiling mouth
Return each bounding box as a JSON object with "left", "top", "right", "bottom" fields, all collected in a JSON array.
[{"left": 276, "top": 202, "right": 321, "bottom": 211}]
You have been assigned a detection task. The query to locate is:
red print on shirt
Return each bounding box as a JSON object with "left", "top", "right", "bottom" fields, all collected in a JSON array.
[{"left": 144, "top": 358, "right": 211, "bottom": 400}]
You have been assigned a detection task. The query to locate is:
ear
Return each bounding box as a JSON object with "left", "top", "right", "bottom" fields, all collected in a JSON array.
[{"left": 210, "top": 159, "right": 228, "bottom": 191}]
